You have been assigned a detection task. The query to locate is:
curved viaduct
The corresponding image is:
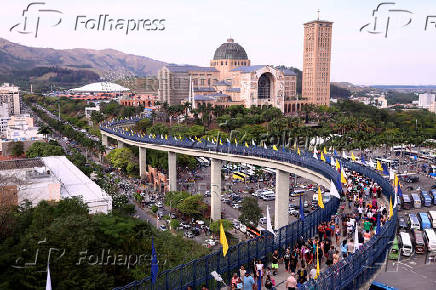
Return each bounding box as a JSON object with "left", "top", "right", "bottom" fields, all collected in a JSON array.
[{"left": 100, "top": 120, "right": 338, "bottom": 230}]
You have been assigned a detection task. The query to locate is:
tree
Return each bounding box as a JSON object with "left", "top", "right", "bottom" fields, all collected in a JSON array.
[
  {"left": 37, "top": 125, "right": 52, "bottom": 140},
  {"left": 106, "top": 148, "right": 135, "bottom": 172},
  {"left": 26, "top": 141, "right": 65, "bottom": 158},
  {"left": 10, "top": 141, "right": 24, "bottom": 157},
  {"left": 238, "top": 197, "right": 263, "bottom": 227},
  {"left": 176, "top": 194, "right": 208, "bottom": 220},
  {"left": 134, "top": 118, "right": 152, "bottom": 132},
  {"left": 209, "top": 219, "right": 232, "bottom": 234},
  {"left": 90, "top": 111, "right": 104, "bottom": 124}
]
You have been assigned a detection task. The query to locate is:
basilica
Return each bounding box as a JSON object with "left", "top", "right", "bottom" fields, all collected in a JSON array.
[{"left": 158, "top": 38, "right": 302, "bottom": 114}]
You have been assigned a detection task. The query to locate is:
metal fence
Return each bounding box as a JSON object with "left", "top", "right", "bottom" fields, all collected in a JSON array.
[
  {"left": 299, "top": 160, "right": 398, "bottom": 290},
  {"left": 101, "top": 119, "right": 396, "bottom": 290}
]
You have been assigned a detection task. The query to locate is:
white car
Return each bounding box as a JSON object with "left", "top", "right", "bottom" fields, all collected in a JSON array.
[
  {"left": 156, "top": 202, "right": 163, "bottom": 208},
  {"left": 204, "top": 239, "right": 216, "bottom": 246},
  {"left": 259, "top": 217, "right": 267, "bottom": 224}
]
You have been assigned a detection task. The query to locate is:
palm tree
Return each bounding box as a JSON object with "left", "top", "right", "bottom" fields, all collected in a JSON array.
[{"left": 38, "top": 125, "right": 52, "bottom": 140}]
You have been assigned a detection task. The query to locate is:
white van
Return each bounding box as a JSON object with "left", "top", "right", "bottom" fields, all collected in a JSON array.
[
  {"left": 429, "top": 211, "right": 436, "bottom": 229},
  {"left": 409, "top": 213, "right": 421, "bottom": 230},
  {"left": 424, "top": 229, "right": 436, "bottom": 252},
  {"left": 399, "top": 232, "right": 413, "bottom": 256}
]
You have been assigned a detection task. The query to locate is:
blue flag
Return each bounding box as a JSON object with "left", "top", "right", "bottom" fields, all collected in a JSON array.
[
  {"left": 360, "top": 155, "right": 365, "bottom": 163},
  {"left": 382, "top": 164, "right": 389, "bottom": 175},
  {"left": 336, "top": 175, "right": 342, "bottom": 193},
  {"left": 334, "top": 149, "right": 338, "bottom": 156},
  {"left": 258, "top": 270, "right": 262, "bottom": 290},
  {"left": 413, "top": 155, "right": 417, "bottom": 161},
  {"left": 397, "top": 184, "right": 403, "bottom": 197},
  {"left": 326, "top": 155, "right": 331, "bottom": 165},
  {"left": 376, "top": 212, "right": 381, "bottom": 235},
  {"left": 299, "top": 194, "right": 305, "bottom": 221},
  {"left": 151, "top": 237, "right": 158, "bottom": 284}
]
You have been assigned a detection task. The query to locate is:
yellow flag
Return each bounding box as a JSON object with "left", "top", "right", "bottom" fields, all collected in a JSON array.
[
  {"left": 335, "top": 159, "right": 340, "bottom": 171},
  {"left": 376, "top": 161, "right": 383, "bottom": 171},
  {"left": 165, "top": 135, "right": 168, "bottom": 140},
  {"left": 315, "top": 243, "right": 320, "bottom": 279},
  {"left": 389, "top": 196, "right": 393, "bottom": 220},
  {"left": 341, "top": 167, "right": 347, "bottom": 184},
  {"left": 219, "top": 139, "right": 223, "bottom": 145},
  {"left": 323, "top": 147, "right": 327, "bottom": 154},
  {"left": 351, "top": 152, "right": 356, "bottom": 161},
  {"left": 394, "top": 174, "right": 399, "bottom": 188},
  {"left": 320, "top": 152, "right": 326, "bottom": 162},
  {"left": 245, "top": 142, "right": 249, "bottom": 148},
  {"left": 297, "top": 147, "right": 301, "bottom": 155},
  {"left": 220, "top": 222, "right": 228, "bottom": 256},
  {"left": 273, "top": 145, "right": 278, "bottom": 151},
  {"left": 317, "top": 186, "right": 324, "bottom": 208}
]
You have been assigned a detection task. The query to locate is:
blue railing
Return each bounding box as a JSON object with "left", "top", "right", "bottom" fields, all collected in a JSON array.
[{"left": 100, "top": 118, "right": 397, "bottom": 290}]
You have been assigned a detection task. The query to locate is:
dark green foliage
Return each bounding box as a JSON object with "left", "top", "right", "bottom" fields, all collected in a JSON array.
[{"left": 0, "top": 198, "right": 209, "bottom": 289}]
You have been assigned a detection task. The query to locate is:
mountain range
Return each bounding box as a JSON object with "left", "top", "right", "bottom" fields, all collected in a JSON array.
[{"left": 0, "top": 38, "right": 167, "bottom": 90}]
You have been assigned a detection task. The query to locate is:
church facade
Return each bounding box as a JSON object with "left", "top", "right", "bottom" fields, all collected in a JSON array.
[{"left": 158, "top": 38, "right": 303, "bottom": 114}]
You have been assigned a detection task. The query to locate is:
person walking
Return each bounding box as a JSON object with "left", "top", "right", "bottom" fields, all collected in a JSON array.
[
  {"left": 271, "top": 250, "right": 279, "bottom": 275},
  {"left": 286, "top": 273, "right": 298, "bottom": 290},
  {"left": 242, "top": 272, "right": 255, "bottom": 290}
]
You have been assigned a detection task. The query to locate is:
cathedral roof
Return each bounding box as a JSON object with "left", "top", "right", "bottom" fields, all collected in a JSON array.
[{"left": 213, "top": 38, "right": 248, "bottom": 60}]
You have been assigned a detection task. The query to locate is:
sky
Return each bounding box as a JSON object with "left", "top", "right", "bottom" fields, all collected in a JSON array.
[{"left": 0, "top": 0, "right": 435, "bottom": 85}]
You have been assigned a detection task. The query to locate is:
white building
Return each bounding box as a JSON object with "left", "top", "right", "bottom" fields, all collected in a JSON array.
[
  {"left": 0, "top": 83, "right": 20, "bottom": 115},
  {"left": 0, "top": 156, "right": 112, "bottom": 213},
  {"left": 85, "top": 105, "right": 100, "bottom": 119},
  {"left": 0, "top": 103, "right": 10, "bottom": 134},
  {"left": 418, "top": 93, "right": 435, "bottom": 109},
  {"left": 5, "top": 114, "right": 42, "bottom": 140},
  {"left": 430, "top": 101, "right": 436, "bottom": 114},
  {"left": 376, "top": 95, "right": 388, "bottom": 109}
]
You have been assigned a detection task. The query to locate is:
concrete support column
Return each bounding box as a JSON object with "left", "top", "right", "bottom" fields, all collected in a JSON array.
[
  {"left": 117, "top": 140, "right": 124, "bottom": 149},
  {"left": 275, "top": 169, "right": 290, "bottom": 230},
  {"left": 139, "top": 147, "right": 146, "bottom": 179},
  {"left": 210, "top": 158, "right": 222, "bottom": 221},
  {"left": 168, "top": 151, "right": 177, "bottom": 192},
  {"left": 101, "top": 134, "right": 108, "bottom": 147}
]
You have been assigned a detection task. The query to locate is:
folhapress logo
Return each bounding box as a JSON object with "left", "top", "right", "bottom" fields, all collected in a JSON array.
[
  {"left": 10, "top": 2, "right": 166, "bottom": 38},
  {"left": 9, "top": 2, "right": 63, "bottom": 38}
]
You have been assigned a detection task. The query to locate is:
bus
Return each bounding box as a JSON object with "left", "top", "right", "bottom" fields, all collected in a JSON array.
[
  {"left": 232, "top": 172, "right": 247, "bottom": 182},
  {"left": 420, "top": 191, "right": 432, "bottom": 207},
  {"left": 401, "top": 194, "right": 412, "bottom": 210},
  {"left": 418, "top": 213, "right": 432, "bottom": 230},
  {"left": 429, "top": 211, "right": 436, "bottom": 228},
  {"left": 411, "top": 194, "right": 422, "bottom": 208},
  {"left": 399, "top": 232, "right": 413, "bottom": 257},
  {"left": 375, "top": 158, "right": 399, "bottom": 168}
]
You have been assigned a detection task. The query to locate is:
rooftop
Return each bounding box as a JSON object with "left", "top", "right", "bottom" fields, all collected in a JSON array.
[
  {"left": 0, "top": 158, "right": 44, "bottom": 171},
  {"left": 71, "top": 82, "right": 129, "bottom": 92},
  {"left": 231, "top": 65, "right": 267, "bottom": 73},
  {"left": 213, "top": 38, "right": 248, "bottom": 60},
  {"left": 166, "top": 65, "right": 218, "bottom": 73}
]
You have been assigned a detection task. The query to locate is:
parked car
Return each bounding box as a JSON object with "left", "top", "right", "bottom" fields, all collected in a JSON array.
[
  {"left": 156, "top": 202, "right": 163, "bottom": 208},
  {"left": 398, "top": 216, "right": 409, "bottom": 230},
  {"left": 412, "top": 229, "right": 426, "bottom": 254},
  {"left": 180, "top": 222, "right": 191, "bottom": 229},
  {"left": 204, "top": 239, "right": 216, "bottom": 246},
  {"left": 159, "top": 225, "right": 167, "bottom": 231},
  {"left": 259, "top": 217, "right": 267, "bottom": 224},
  {"left": 184, "top": 231, "right": 194, "bottom": 238}
]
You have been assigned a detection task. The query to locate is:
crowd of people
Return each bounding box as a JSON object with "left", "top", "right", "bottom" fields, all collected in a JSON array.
[{"left": 228, "top": 168, "right": 390, "bottom": 290}]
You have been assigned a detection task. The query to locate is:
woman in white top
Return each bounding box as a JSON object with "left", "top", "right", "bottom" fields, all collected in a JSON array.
[{"left": 255, "top": 260, "right": 264, "bottom": 283}]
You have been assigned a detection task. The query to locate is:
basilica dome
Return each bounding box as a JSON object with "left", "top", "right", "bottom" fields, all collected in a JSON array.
[{"left": 213, "top": 38, "right": 248, "bottom": 60}]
